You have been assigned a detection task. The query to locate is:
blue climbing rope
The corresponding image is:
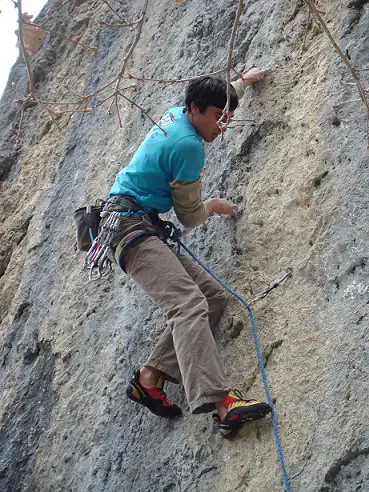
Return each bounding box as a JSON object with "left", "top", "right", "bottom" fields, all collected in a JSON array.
[{"left": 169, "top": 227, "right": 291, "bottom": 492}]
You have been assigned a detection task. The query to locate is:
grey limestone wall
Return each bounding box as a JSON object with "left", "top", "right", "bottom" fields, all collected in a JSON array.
[{"left": 0, "top": 1, "right": 368, "bottom": 491}]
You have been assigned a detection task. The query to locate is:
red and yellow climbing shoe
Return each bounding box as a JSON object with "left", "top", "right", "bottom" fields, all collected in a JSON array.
[
  {"left": 213, "top": 390, "right": 272, "bottom": 439},
  {"left": 125, "top": 370, "right": 182, "bottom": 418}
]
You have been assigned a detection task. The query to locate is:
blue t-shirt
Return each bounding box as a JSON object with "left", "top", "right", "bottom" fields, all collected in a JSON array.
[{"left": 110, "top": 106, "right": 204, "bottom": 213}]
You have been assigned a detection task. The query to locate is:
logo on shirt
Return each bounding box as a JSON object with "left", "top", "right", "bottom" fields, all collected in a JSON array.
[
  {"left": 150, "top": 111, "right": 176, "bottom": 138},
  {"left": 159, "top": 111, "right": 175, "bottom": 128}
]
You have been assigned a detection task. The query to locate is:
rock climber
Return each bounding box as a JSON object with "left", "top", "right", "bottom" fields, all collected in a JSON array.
[{"left": 105, "top": 68, "right": 272, "bottom": 439}]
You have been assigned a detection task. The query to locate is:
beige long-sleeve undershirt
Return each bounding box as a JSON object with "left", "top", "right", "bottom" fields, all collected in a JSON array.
[
  {"left": 170, "top": 178, "right": 207, "bottom": 228},
  {"left": 171, "top": 79, "right": 245, "bottom": 228}
]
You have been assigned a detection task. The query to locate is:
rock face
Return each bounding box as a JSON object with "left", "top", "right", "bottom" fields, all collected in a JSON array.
[{"left": 0, "top": 1, "right": 368, "bottom": 491}]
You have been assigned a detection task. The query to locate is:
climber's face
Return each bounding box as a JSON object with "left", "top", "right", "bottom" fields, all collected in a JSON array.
[{"left": 187, "top": 103, "right": 235, "bottom": 143}]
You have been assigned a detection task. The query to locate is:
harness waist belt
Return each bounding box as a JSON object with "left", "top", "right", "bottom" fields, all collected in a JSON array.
[{"left": 107, "top": 195, "right": 146, "bottom": 212}]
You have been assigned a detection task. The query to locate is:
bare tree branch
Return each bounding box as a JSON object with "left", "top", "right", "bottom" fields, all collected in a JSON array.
[
  {"left": 304, "top": 0, "right": 369, "bottom": 146},
  {"left": 118, "top": 0, "right": 149, "bottom": 80},
  {"left": 24, "top": 21, "right": 98, "bottom": 52},
  {"left": 17, "top": 3, "right": 35, "bottom": 94},
  {"left": 44, "top": 0, "right": 74, "bottom": 22},
  {"left": 16, "top": 0, "right": 62, "bottom": 133},
  {"left": 115, "top": 96, "right": 122, "bottom": 127},
  {"left": 125, "top": 68, "right": 226, "bottom": 84},
  {"left": 219, "top": 0, "right": 244, "bottom": 128},
  {"left": 333, "top": 98, "right": 361, "bottom": 110},
  {"left": 301, "top": 10, "right": 311, "bottom": 52},
  {"left": 118, "top": 91, "right": 167, "bottom": 135},
  {"left": 96, "top": 19, "right": 142, "bottom": 28},
  {"left": 12, "top": 0, "right": 249, "bottom": 135},
  {"left": 106, "top": 0, "right": 149, "bottom": 121},
  {"left": 55, "top": 109, "right": 92, "bottom": 114},
  {"left": 101, "top": 0, "right": 128, "bottom": 23},
  {"left": 97, "top": 93, "right": 117, "bottom": 107}
]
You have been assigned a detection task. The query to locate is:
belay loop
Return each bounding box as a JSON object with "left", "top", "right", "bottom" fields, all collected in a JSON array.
[
  {"left": 159, "top": 220, "right": 182, "bottom": 257},
  {"left": 83, "top": 211, "right": 121, "bottom": 280}
]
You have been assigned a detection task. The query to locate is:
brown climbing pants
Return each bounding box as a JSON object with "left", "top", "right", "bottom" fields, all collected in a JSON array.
[{"left": 119, "top": 217, "right": 230, "bottom": 414}]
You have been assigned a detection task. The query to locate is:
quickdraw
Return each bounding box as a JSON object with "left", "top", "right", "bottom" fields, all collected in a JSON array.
[
  {"left": 83, "top": 211, "right": 121, "bottom": 280},
  {"left": 248, "top": 268, "right": 292, "bottom": 305}
]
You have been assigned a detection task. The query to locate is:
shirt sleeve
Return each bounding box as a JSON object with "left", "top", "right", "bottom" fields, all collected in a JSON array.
[
  {"left": 169, "top": 136, "right": 204, "bottom": 182},
  {"left": 231, "top": 78, "right": 246, "bottom": 99},
  {"left": 169, "top": 178, "right": 208, "bottom": 228}
]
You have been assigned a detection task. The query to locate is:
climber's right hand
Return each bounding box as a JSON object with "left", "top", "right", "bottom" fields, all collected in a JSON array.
[{"left": 205, "top": 198, "right": 238, "bottom": 217}]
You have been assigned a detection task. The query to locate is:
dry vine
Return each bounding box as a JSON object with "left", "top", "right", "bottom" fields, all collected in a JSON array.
[
  {"left": 12, "top": 0, "right": 253, "bottom": 138},
  {"left": 219, "top": 0, "right": 244, "bottom": 128},
  {"left": 12, "top": 0, "right": 367, "bottom": 148},
  {"left": 304, "top": 0, "right": 369, "bottom": 147},
  {"left": 14, "top": 0, "right": 62, "bottom": 136}
]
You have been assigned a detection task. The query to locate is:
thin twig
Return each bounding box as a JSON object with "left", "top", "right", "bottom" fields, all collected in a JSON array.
[
  {"left": 37, "top": 98, "right": 62, "bottom": 131},
  {"left": 115, "top": 96, "right": 122, "bottom": 127},
  {"left": 333, "top": 98, "right": 361, "bottom": 110},
  {"left": 55, "top": 109, "right": 92, "bottom": 114},
  {"left": 62, "top": 77, "right": 117, "bottom": 127},
  {"left": 97, "top": 85, "right": 136, "bottom": 106},
  {"left": 101, "top": 0, "right": 127, "bottom": 23},
  {"left": 226, "top": 124, "right": 254, "bottom": 129},
  {"left": 301, "top": 10, "right": 311, "bottom": 52},
  {"left": 97, "top": 93, "right": 115, "bottom": 107},
  {"left": 107, "top": 93, "right": 116, "bottom": 114},
  {"left": 62, "top": 84, "right": 84, "bottom": 98},
  {"left": 62, "top": 97, "right": 92, "bottom": 128},
  {"left": 107, "top": 0, "right": 149, "bottom": 121},
  {"left": 126, "top": 68, "right": 226, "bottom": 84},
  {"left": 219, "top": 0, "right": 244, "bottom": 128},
  {"left": 42, "top": 101, "right": 85, "bottom": 105},
  {"left": 118, "top": 91, "right": 167, "bottom": 135},
  {"left": 16, "top": 1, "right": 61, "bottom": 133},
  {"left": 26, "top": 22, "right": 98, "bottom": 53},
  {"left": 44, "top": 0, "right": 74, "bottom": 22},
  {"left": 96, "top": 18, "right": 142, "bottom": 28},
  {"left": 118, "top": 0, "right": 149, "bottom": 80},
  {"left": 230, "top": 118, "right": 256, "bottom": 122},
  {"left": 61, "top": 75, "right": 124, "bottom": 127},
  {"left": 16, "top": 106, "right": 26, "bottom": 138},
  {"left": 17, "top": 5, "right": 35, "bottom": 95},
  {"left": 11, "top": 96, "right": 33, "bottom": 136},
  {"left": 304, "top": 0, "right": 369, "bottom": 146},
  {"left": 231, "top": 66, "right": 244, "bottom": 78},
  {"left": 90, "top": 0, "right": 100, "bottom": 10},
  {"left": 84, "top": 77, "right": 117, "bottom": 99}
]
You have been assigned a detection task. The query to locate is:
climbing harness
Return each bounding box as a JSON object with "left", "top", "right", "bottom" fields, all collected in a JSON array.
[
  {"left": 165, "top": 221, "right": 292, "bottom": 492},
  {"left": 83, "top": 211, "right": 120, "bottom": 280},
  {"left": 80, "top": 196, "right": 165, "bottom": 279}
]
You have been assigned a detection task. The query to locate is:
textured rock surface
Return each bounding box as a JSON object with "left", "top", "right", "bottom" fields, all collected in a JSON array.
[{"left": 0, "top": 1, "right": 368, "bottom": 491}]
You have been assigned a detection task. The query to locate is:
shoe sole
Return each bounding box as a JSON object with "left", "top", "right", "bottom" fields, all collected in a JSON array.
[
  {"left": 216, "top": 404, "right": 272, "bottom": 439},
  {"left": 126, "top": 381, "right": 182, "bottom": 419}
]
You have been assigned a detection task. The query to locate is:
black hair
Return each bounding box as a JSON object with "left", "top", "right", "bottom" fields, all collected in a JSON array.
[{"left": 184, "top": 76, "right": 239, "bottom": 113}]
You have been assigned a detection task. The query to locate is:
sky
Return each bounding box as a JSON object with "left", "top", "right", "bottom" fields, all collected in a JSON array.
[{"left": 0, "top": 0, "right": 47, "bottom": 97}]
